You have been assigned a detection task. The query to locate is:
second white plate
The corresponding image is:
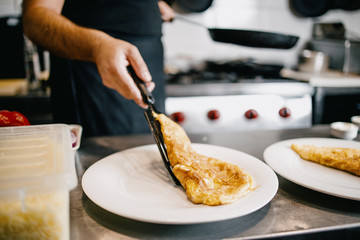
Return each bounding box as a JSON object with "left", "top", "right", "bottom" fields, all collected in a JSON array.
[
  {"left": 82, "top": 143, "right": 278, "bottom": 224},
  {"left": 264, "top": 138, "right": 360, "bottom": 201}
]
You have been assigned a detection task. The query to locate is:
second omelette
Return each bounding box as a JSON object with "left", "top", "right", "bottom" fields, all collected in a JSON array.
[{"left": 155, "top": 113, "right": 254, "bottom": 206}]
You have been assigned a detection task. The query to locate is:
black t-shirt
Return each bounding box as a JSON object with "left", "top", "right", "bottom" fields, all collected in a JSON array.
[{"left": 62, "top": 0, "right": 162, "bottom": 37}]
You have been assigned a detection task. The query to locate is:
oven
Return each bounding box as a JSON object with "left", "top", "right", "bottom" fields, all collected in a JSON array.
[
  {"left": 164, "top": 59, "right": 314, "bottom": 133},
  {"left": 313, "top": 86, "right": 360, "bottom": 124}
]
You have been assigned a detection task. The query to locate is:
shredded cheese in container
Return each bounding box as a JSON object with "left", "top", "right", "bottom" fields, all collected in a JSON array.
[
  {"left": 0, "top": 190, "right": 69, "bottom": 240},
  {"left": 0, "top": 124, "right": 77, "bottom": 240}
]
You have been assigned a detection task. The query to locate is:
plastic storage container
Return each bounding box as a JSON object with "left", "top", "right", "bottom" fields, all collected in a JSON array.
[{"left": 0, "top": 124, "right": 77, "bottom": 240}]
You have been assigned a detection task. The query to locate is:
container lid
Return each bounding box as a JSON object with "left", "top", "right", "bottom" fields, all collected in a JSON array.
[{"left": 0, "top": 124, "right": 77, "bottom": 199}]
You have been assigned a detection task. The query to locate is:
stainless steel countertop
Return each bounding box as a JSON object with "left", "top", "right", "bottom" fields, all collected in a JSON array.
[{"left": 70, "top": 125, "right": 360, "bottom": 239}]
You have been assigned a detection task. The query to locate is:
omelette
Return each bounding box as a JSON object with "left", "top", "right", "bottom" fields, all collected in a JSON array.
[
  {"left": 155, "top": 113, "right": 253, "bottom": 206},
  {"left": 291, "top": 144, "right": 360, "bottom": 176}
]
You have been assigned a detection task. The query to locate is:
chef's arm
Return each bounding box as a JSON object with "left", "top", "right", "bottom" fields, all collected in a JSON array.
[{"left": 22, "top": 0, "right": 153, "bottom": 109}]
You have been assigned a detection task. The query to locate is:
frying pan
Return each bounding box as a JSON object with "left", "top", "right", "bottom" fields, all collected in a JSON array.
[
  {"left": 176, "top": 0, "right": 213, "bottom": 12},
  {"left": 176, "top": 16, "right": 299, "bottom": 49}
]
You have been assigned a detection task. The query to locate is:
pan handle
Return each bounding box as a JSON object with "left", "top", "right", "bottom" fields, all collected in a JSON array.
[{"left": 175, "top": 15, "right": 206, "bottom": 28}]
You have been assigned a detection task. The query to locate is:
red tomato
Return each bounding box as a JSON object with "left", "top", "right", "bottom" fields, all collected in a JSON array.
[{"left": 0, "top": 110, "right": 30, "bottom": 127}]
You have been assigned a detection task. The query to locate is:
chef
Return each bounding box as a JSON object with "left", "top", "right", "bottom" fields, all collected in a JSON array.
[{"left": 22, "top": 0, "right": 193, "bottom": 137}]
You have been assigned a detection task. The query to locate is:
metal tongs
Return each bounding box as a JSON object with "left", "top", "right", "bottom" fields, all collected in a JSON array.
[{"left": 129, "top": 67, "right": 181, "bottom": 186}]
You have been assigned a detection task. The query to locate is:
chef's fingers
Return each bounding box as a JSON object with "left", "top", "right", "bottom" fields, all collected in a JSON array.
[
  {"left": 124, "top": 47, "right": 156, "bottom": 108},
  {"left": 158, "top": 1, "right": 175, "bottom": 22},
  {"left": 123, "top": 71, "right": 155, "bottom": 108},
  {"left": 117, "top": 65, "right": 148, "bottom": 109},
  {"left": 126, "top": 46, "right": 152, "bottom": 83},
  {"left": 145, "top": 81, "right": 155, "bottom": 93}
]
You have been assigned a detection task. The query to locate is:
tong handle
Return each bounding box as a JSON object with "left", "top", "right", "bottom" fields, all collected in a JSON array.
[{"left": 128, "top": 66, "right": 155, "bottom": 105}]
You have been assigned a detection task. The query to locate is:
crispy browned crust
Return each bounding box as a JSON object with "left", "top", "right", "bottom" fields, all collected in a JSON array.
[
  {"left": 156, "top": 113, "right": 253, "bottom": 205},
  {"left": 291, "top": 144, "right": 360, "bottom": 176}
]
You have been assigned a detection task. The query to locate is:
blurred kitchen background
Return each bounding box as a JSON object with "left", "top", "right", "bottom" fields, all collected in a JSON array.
[
  {"left": 1, "top": 0, "right": 360, "bottom": 133},
  {"left": 164, "top": 0, "right": 360, "bottom": 68}
]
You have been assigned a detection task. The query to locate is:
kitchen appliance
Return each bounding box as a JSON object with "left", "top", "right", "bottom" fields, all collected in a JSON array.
[
  {"left": 307, "top": 22, "right": 360, "bottom": 74},
  {"left": 281, "top": 53, "right": 360, "bottom": 125},
  {"left": 313, "top": 86, "right": 360, "bottom": 124},
  {"left": 298, "top": 50, "right": 330, "bottom": 73},
  {"left": 309, "top": 38, "right": 360, "bottom": 74},
  {"left": 165, "top": 59, "right": 313, "bottom": 133}
]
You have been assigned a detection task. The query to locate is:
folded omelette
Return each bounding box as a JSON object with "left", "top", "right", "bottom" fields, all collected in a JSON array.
[
  {"left": 155, "top": 113, "right": 253, "bottom": 206},
  {"left": 291, "top": 144, "right": 360, "bottom": 176}
]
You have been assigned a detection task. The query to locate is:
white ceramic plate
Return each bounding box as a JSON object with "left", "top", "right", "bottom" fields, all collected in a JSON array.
[
  {"left": 82, "top": 144, "right": 278, "bottom": 224},
  {"left": 264, "top": 138, "right": 360, "bottom": 201}
]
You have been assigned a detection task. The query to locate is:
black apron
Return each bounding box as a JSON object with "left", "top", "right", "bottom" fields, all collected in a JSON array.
[{"left": 49, "top": 0, "right": 165, "bottom": 137}]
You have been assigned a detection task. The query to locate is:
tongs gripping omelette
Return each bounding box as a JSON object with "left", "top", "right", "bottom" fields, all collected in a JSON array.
[
  {"left": 130, "top": 67, "right": 180, "bottom": 185},
  {"left": 131, "top": 67, "right": 253, "bottom": 205}
]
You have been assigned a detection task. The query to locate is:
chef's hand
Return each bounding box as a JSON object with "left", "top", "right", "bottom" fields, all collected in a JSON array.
[
  {"left": 94, "top": 36, "right": 155, "bottom": 109},
  {"left": 158, "top": 1, "right": 175, "bottom": 22},
  {"left": 97, "top": 1, "right": 173, "bottom": 105}
]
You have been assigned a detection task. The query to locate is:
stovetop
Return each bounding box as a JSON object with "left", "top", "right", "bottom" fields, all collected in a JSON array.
[
  {"left": 166, "top": 59, "right": 289, "bottom": 85},
  {"left": 165, "top": 59, "right": 313, "bottom": 97}
]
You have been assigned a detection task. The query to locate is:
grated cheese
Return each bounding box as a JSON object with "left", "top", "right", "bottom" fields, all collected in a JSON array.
[{"left": 0, "top": 190, "right": 69, "bottom": 240}]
